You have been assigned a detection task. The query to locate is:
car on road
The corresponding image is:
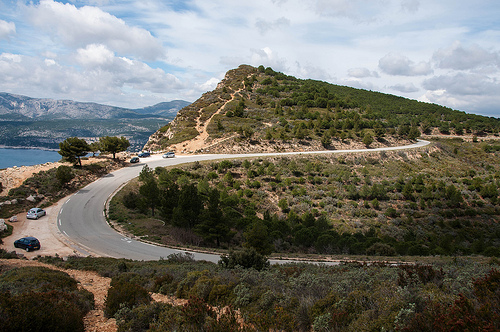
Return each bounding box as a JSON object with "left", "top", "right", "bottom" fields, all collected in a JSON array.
[
  {"left": 138, "top": 152, "right": 150, "bottom": 157},
  {"left": 162, "top": 152, "right": 175, "bottom": 158},
  {"left": 26, "top": 208, "right": 46, "bottom": 220},
  {"left": 130, "top": 156, "right": 140, "bottom": 163},
  {"left": 14, "top": 237, "right": 41, "bottom": 252}
]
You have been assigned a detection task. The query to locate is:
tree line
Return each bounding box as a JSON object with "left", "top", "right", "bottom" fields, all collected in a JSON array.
[
  {"left": 112, "top": 139, "right": 500, "bottom": 258},
  {"left": 58, "top": 136, "right": 130, "bottom": 166}
]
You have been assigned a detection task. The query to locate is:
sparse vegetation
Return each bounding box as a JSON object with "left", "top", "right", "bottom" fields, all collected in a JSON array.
[
  {"left": 36, "top": 255, "right": 500, "bottom": 331},
  {"left": 0, "top": 266, "right": 94, "bottom": 332},
  {"left": 3, "top": 65, "right": 500, "bottom": 330},
  {"left": 146, "top": 65, "right": 500, "bottom": 152},
  {"left": 0, "top": 158, "right": 124, "bottom": 219},
  {"left": 111, "top": 138, "right": 500, "bottom": 258}
]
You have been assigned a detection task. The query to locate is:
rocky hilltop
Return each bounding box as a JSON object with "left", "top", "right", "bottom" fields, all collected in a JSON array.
[{"left": 144, "top": 64, "right": 500, "bottom": 154}]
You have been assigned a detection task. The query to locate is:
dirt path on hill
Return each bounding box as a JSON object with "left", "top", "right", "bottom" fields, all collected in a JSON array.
[{"left": 172, "top": 90, "right": 243, "bottom": 153}]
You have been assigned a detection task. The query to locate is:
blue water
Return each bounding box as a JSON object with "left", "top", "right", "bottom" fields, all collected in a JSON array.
[{"left": 0, "top": 148, "right": 62, "bottom": 169}]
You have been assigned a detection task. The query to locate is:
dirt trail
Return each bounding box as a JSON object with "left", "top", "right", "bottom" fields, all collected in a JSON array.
[{"left": 171, "top": 89, "right": 242, "bottom": 153}]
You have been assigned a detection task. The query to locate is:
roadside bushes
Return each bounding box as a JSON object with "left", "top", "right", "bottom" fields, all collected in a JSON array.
[
  {"left": 402, "top": 269, "right": 500, "bottom": 331},
  {"left": 0, "top": 266, "right": 94, "bottom": 332},
  {"left": 219, "top": 248, "right": 270, "bottom": 271},
  {"left": 116, "top": 297, "right": 246, "bottom": 331},
  {"left": 104, "top": 279, "right": 152, "bottom": 318},
  {"left": 0, "top": 290, "right": 89, "bottom": 332},
  {"left": 42, "top": 255, "right": 500, "bottom": 332},
  {"left": 113, "top": 139, "right": 500, "bottom": 258}
]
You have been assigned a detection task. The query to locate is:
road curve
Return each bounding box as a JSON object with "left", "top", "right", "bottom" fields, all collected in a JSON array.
[{"left": 58, "top": 139, "right": 430, "bottom": 262}]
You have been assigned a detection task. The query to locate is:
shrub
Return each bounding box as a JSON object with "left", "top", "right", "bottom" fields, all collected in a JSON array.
[
  {"left": 122, "top": 191, "right": 139, "bottom": 210},
  {"left": 104, "top": 280, "right": 152, "bottom": 318},
  {"left": 0, "top": 267, "right": 94, "bottom": 332},
  {"left": 0, "top": 248, "right": 18, "bottom": 259},
  {"left": 218, "top": 248, "right": 270, "bottom": 271},
  {"left": 397, "top": 264, "right": 445, "bottom": 288},
  {"left": 366, "top": 243, "right": 396, "bottom": 256},
  {"left": 56, "top": 165, "right": 74, "bottom": 186},
  {"left": 115, "top": 302, "right": 169, "bottom": 332},
  {"left": 0, "top": 290, "right": 88, "bottom": 332}
]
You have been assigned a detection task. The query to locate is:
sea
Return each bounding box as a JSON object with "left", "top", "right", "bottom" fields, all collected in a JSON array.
[{"left": 0, "top": 148, "right": 62, "bottom": 169}]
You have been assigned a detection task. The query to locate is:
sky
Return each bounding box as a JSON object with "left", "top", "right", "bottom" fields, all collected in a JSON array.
[{"left": 0, "top": 0, "right": 499, "bottom": 117}]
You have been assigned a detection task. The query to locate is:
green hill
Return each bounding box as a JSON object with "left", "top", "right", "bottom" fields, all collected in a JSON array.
[{"left": 145, "top": 64, "right": 500, "bottom": 152}]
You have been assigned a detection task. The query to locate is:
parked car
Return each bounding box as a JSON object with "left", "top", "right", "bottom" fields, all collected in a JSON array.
[
  {"left": 138, "top": 152, "right": 150, "bottom": 157},
  {"left": 14, "top": 237, "right": 41, "bottom": 252},
  {"left": 162, "top": 152, "right": 175, "bottom": 158},
  {"left": 26, "top": 208, "right": 46, "bottom": 220},
  {"left": 130, "top": 156, "right": 140, "bottom": 163}
]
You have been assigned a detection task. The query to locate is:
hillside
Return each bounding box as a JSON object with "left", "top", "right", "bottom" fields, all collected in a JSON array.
[
  {"left": 0, "top": 93, "right": 189, "bottom": 150},
  {"left": 111, "top": 138, "right": 500, "bottom": 258},
  {"left": 144, "top": 64, "right": 500, "bottom": 153}
]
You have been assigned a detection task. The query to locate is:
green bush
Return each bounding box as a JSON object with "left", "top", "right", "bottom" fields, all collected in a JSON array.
[
  {"left": 218, "top": 248, "right": 270, "bottom": 271},
  {"left": 104, "top": 280, "right": 152, "bottom": 318},
  {"left": 0, "top": 290, "right": 87, "bottom": 332},
  {"left": 366, "top": 243, "right": 397, "bottom": 256},
  {"left": 0, "top": 267, "right": 94, "bottom": 332}
]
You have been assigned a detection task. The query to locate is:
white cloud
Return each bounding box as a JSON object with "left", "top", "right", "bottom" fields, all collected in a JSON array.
[
  {"left": 255, "top": 17, "right": 290, "bottom": 35},
  {"left": 0, "top": 50, "right": 184, "bottom": 107},
  {"left": 348, "top": 67, "right": 379, "bottom": 78},
  {"left": 0, "top": 20, "right": 16, "bottom": 39},
  {"left": 433, "top": 41, "right": 500, "bottom": 71},
  {"left": 312, "top": 0, "right": 384, "bottom": 21},
  {"left": 197, "top": 77, "right": 220, "bottom": 91},
  {"left": 379, "top": 53, "right": 433, "bottom": 76},
  {"left": 249, "top": 47, "right": 288, "bottom": 72},
  {"left": 0, "top": 0, "right": 499, "bottom": 116},
  {"left": 25, "top": 0, "right": 165, "bottom": 61},
  {"left": 342, "top": 78, "right": 377, "bottom": 91},
  {"left": 421, "top": 72, "right": 500, "bottom": 116},
  {"left": 294, "top": 61, "right": 335, "bottom": 81},
  {"left": 44, "top": 59, "right": 56, "bottom": 66},
  {"left": 401, "top": 0, "right": 420, "bottom": 13},
  {"left": 76, "top": 44, "right": 115, "bottom": 68},
  {"left": 423, "top": 72, "right": 500, "bottom": 96}
]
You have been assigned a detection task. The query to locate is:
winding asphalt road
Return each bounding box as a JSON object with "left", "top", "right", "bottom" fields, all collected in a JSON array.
[{"left": 57, "top": 139, "right": 430, "bottom": 263}]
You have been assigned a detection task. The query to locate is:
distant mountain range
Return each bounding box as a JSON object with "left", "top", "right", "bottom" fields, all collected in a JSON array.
[
  {"left": 133, "top": 100, "right": 191, "bottom": 118},
  {"left": 0, "top": 92, "right": 191, "bottom": 150},
  {"left": 0, "top": 92, "right": 190, "bottom": 120}
]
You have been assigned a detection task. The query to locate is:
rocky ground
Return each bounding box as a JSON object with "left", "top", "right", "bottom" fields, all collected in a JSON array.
[{"left": 0, "top": 161, "right": 67, "bottom": 197}]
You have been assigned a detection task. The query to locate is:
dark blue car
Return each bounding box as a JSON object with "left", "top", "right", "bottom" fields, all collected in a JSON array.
[
  {"left": 14, "top": 237, "right": 41, "bottom": 252},
  {"left": 138, "top": 152, "right": 150, "bottom": 157}
]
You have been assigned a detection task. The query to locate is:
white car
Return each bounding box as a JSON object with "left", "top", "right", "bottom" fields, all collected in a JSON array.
[
  {"left": 27, "top": 208, "right": 46, "bottom": 220},
  {"left": 162, "top": 152, "right": 175, "bottom": 158}
]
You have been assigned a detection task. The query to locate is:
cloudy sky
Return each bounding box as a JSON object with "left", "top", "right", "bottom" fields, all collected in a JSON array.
[{"left": 0, "top": 0, "right": 499, "bottom": 117}]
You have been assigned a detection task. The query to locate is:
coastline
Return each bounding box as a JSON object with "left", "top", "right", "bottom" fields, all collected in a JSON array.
[{"left": 0, "top": 145, "right": 59, "bottom": 152}]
